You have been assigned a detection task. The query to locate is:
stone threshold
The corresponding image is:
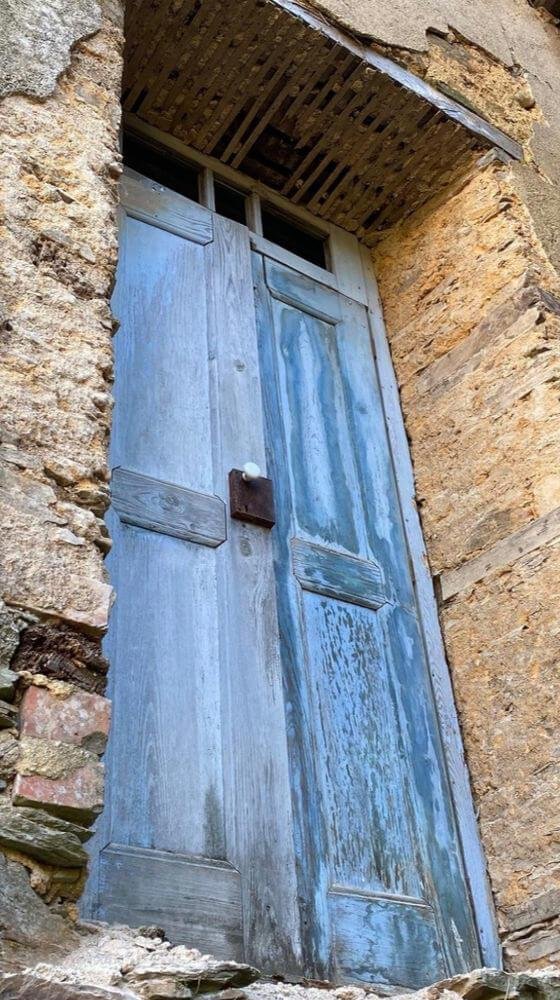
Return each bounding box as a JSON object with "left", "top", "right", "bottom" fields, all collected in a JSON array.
[{"left": 1, "top": 925, "right": 559, "bottom": 1000}]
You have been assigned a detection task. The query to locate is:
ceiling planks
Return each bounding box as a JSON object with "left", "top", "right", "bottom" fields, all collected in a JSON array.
[{"left": 123, "top": 0, "right": 522, "bottom": 244}]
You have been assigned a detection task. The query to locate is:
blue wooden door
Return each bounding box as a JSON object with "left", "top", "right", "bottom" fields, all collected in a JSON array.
[
  {"left": 89, "top": 170, "right": 301, "bottom": 971},
  {"left": 252, "top": 254, "right": 481, "bottom": 988},
  {"left": 88, "top": 168, "right": 482, "bottom": 991}
]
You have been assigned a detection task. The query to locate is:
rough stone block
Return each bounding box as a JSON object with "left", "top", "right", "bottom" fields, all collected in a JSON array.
[
  {"left": 14, "top": 738, "right": 103, "bottom": 824},
  {"left": 0, "top": 698, "right": 18, "bottom": 729},
  {"left": 20, "top": 685, "right": 110, "bottom": 754},
  {"left": 0, "top": 731, "right": 19, "bottom": 779},
  {"left": 0, "top": 851, "right": 78, "bottom": 961},
  {"left": 0, "top": 977, "right": 137, "bottom": 1000},
  {"left": 0, "top": 803, "right": 89, "bottom": 868},
  {"left": 0, "top": 665, "right": 18, "bottom": 701}
]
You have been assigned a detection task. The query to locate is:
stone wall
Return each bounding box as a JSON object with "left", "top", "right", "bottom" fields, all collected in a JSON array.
[
  {"left": 0, "top": 0, "right": 123, "bottom": 968},
  {"left": 374, "top": 158, "right": 560, "bottom": 969}
]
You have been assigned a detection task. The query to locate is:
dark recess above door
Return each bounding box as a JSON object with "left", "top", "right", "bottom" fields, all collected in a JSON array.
[{"left": 123, "top": 0, "right": 522, "bottom": 245}]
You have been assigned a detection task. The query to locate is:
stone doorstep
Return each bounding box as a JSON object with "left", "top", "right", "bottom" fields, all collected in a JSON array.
[
  {"left": 0, "top": 919, "right": 558, "bottom": 1000},
  {"left": 2, "top": 967, "right": 560, "bottom": 1000}
]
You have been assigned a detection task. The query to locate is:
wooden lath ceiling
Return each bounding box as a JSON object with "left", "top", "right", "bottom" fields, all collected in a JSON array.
[{"left": 123, "top": 0, "right": 522, "bottom": 244}]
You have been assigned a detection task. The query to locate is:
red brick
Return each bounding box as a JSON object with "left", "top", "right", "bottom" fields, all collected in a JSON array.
[
  {"left": 20, "top": 686, "right": 110, "bottom": 754},
  {"left": 13, "top": 763, "right": 104, "bottom": 825}
]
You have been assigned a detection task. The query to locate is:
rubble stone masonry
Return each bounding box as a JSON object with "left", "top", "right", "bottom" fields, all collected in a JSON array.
[
  {"left": 1, "top": 0, "right": 560, "bottom": 981},
  {"left": 0, "top": 0, "right": 122, "bottom": 969}
]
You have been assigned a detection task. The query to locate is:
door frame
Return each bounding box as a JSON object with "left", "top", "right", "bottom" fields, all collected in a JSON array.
[{"left": 98, "top": 117, "right": 500, "bottom": 966}]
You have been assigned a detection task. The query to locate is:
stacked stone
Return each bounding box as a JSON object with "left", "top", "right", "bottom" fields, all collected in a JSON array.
[
  {"left": 0, "top": 0, "right": 123, "bottom": 967},
  {"left": 0, "top": 603, "right": 111, "bottom": 960}
]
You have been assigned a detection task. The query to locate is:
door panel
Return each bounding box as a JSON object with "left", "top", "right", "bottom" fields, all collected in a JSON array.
[
  {"left": 92, "top": 176, "right": 300, "bottom": 972},
  {"left": 253, "top": 253, "right": 480, "bottom": 986},
  {"left": 328, "top": 890, "right": 443, "bottom": 989}
]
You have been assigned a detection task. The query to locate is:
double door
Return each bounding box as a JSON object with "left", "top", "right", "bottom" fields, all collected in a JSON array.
[{"left": 88, "top": 166, "right": 481, "bottom": 991}]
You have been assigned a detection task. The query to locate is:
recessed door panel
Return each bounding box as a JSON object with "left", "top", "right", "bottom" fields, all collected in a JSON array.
[{"left": 253, "top": 252, "right": 481, "bottom": 985}]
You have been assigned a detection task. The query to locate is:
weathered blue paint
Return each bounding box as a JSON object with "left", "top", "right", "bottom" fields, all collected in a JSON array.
[
  {"left": 328, "top": 890, "right": 442, "bottom": 989},
  {"left": 291, "top": 538, "right": 386, "bottom": 611},
  {"left": 253, "top": 254, "right": 481, "bottom": 985},
  {"left": 87, "top": 172, "right": 484, "bottom": 986}
]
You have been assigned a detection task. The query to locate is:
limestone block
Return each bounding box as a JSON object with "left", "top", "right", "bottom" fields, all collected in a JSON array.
[
  {"left": 0, "top": 803, "right": 89, "bottom": 867},
  {"left": 20, "top": 686, "right": 111, "bottom": 754},
  {"left": 14, "top": 737, "right": 104, "bottom": 824}
]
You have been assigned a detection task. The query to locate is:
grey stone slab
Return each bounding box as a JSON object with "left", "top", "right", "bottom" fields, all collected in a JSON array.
[{"left": 0, "top": 804, "right": 89, "bottom": 868}]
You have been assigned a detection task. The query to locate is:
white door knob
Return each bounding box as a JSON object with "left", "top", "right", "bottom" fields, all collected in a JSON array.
[{"left": 242, "top": 462, "right": 261, "bottom": 482}]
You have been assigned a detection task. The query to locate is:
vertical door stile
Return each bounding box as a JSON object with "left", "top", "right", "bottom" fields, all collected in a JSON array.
[
  {"left": 251, "top": 253, "right": 333, "bottom": 977},
  {"left": 208, "top": 215, "right": 301, "bottom": 972}
]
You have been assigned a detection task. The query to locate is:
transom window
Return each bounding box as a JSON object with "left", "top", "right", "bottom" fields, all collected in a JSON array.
[{"left": 122, "top": 129, "right": 330, "bottom": 272}]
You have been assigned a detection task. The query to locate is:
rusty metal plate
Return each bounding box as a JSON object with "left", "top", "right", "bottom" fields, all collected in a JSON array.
[{"left": 229, "top": 469, "right": 276, "bottom": 529}]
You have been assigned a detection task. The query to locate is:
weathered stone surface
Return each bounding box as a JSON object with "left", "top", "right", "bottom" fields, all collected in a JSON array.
[
  {"left": 0, "top": 606, "right": 20, "bottom": 672},
  {"left": 376, "top": 156, "right": 560, "bottom": 969},
  {"left": 0, "top": 732, "right": 19, "bottom": 780},
  {"left": 14, "top": 738, "right": 104, "bottom": 823},
  {"left": 0, "top": 1, "right": 102, "bottom": 100},
  {"left": 12, "top": 623, "right": 108, "bottom": 695},
  {"left": 8, "top": 926, "right": 260, "bottom": 997},
  {"left": 0, "top": 803, "right": 89, "bottom": 867},
  {"left": 433, "top": 968, "right": 560, "bottom": 997},
  {"left": 0, "top": 701, "right": 18, "bottom": 729},
  {"left": 0, "top": 976, "right": 137, "bottom": 1000},
  {"left": 0, "top": 0, "right": 121, "bottom": 646},
  {"left": 124, "top": 952, "right": 259, "bottom": 996},
  {"left": 0, "top": 850, "right": 78, "bottom": 966},
  {"left": 20, "top": 685, "right": 111, "bottom": 754},
  {"left": 6, "top": 943, "right": 560, "bottom": 1000},
  {"left": 245, "top": 972, "right": 560, "bottom": 999},
  {"left": 0, "top": 667, "right": 17, "bottom": 702}
]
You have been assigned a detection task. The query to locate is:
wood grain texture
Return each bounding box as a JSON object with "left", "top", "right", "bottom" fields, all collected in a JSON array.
[
  {"left": 89, "top": 169, "right": 494, "bottom": 982},
  {"left": 121, "top": 168, "right": 213, "bottom": 243},
  {"left": 89, "top": 186, "right": 227, "bottom": 939},
  {"left": 359, "top": 246, "right": 500, "bottom": 966},
  {"left": 291, "top": 538, "right": 386, "bottom": 610},
  {"left": 97, "top": 844, "right": 243, "bottom": 957},
  {"left": 265, "top": 258, "right": 341, "bottom": 323},
  {"left": 270, "top": 0, "right": 523, "bottom": 162},
  {"left": 254, "top": 247, "right": 482, "bottom": 981},
  {"left": 440, "top": 505, "right": 560, "bottom": 600},
  {"left": 110, "top": 212, "right": 214, "bottom": 494},
  {"left": 112, "top": 467, "right": 226, "bottom": 547},
  {"left": 123, "top": 0, "right": 520, "bottom": 245},
  {"left": 328, "top": 890, "right": 443, "bottom": 989},
  {"left": 208, "top": 216, "right": 301, "bottom": 973},
  {"left": 104, "top": 515, "right": 225, "bottom": 859}
]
